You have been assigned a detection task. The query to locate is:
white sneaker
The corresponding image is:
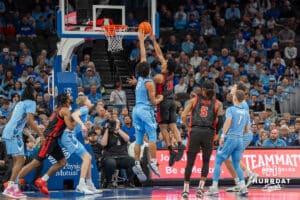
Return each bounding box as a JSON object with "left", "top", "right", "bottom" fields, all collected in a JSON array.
[
  {"left": 86, "top": 183, "right": 103, "bottom": 194},
  {"left": 238, "top": 186, "right": 248, "bottom": 196},
  {"left": 205, "top": 186, "right": 219, "bottom": 196},
  {"left": 246, "top": 173, "right": 258, "bottom": 187},
  {"left": 132, "top": 164, "right": 147, "bottom": 182},
  {"left": 76, "top": 184, "right": 94, "bottom": 195},
  {"left": 149, "top": 162, "right": 160, "bottom": 177},
  {"left": 226, "top": 185, "right": 240, "bottom": 192}
]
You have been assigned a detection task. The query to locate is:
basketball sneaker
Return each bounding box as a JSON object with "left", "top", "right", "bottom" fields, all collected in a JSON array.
[
  {"left": 149, "top": 161, "right": 160, "bottom": 177},
  {"left": 181, "top": 191, "right": 189, "bottom": 199},
  {"left": 246, "top": 173, "right": 258, "bottom": 187},
  {"left": 2, "top": 185, "right": 27, "bottom": 199},
  {"left": 196, "top": 188, "right": 204, "bottom": 198},
  {"left": 132, "top": 164, "right": 147, "bottom": 182},
  {"left": 226, "top": 185, "right": 240, "bottom": 192},
  {"left": 169, "top": 150, "right": 176, "bottom": 167},
  {"left": 205, "top": 186, "right": 219, "bottom": 196},
  {"left": 175, "top": 144, "right": 186, "bottom": 161},
  {"left": 76, "top": 183, "right": 94, "bottom": 195},
  {"left": 238, "top": 186, "right": 248, "bottom": 196},
  {"left": 86, "top": 183, "right": 103, "bottom": 194},
  {"left": 35, "top": 178, "right": 49, "bottom": 195}
]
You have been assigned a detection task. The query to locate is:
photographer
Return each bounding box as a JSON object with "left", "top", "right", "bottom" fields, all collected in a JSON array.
[{"left": 100, "top": 119, "right": 135, "bottom": 188}]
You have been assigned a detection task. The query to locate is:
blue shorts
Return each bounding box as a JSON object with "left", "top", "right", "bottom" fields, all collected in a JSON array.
[
  {"left": 243, "top": 131, "right": 253, "bottom": 151},
  {"left": 3, "top": 136, "right": 24, "bottom": 156},
  {"left": 132, "top": 105, "right": 157, "bottom": 145},
  {"left": 217, "top": 136, "right": 243, "bottom": 162},
  {"left": 61, "top": 130, "right": 88, "bottom": 157}
]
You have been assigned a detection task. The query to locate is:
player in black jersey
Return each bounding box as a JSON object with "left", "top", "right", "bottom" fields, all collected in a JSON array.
[
  {"left": 181, "top": 82, "right": 223, "bottom": 199},
  {"left": 16, "top": 93, "right": 76, "bottom": 196},
  {"left": 149, "top": 34, "right": 185, "bottom": 167}
]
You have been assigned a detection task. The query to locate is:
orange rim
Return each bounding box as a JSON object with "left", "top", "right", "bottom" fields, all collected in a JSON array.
[{"left": 102, "top": 25, "right": 128, "bottom": 37}]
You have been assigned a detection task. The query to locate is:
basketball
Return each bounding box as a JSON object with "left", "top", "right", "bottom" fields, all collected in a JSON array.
[{"left": 138, "top": 22, "right": 152, "bottom": 35}]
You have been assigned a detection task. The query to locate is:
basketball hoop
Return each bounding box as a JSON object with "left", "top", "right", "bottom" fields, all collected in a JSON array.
[{"left": 103, "top": 25, "right": 128, "bottom": 52}]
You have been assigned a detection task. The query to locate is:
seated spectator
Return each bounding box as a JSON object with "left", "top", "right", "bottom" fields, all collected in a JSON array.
[
  {"left": 174, "top": 5, "right": 187, "bottom": 30},
  {"left": 279, "top": 125, "right": 297, "bottom": 146},
  {"left": 262, "top": 129, "right": 287, "bottom": 147},
  {"left": 125, "top": 12, "right": 138, "bottom": 27},
  {"left": 88, "top": 129, "right": 103, "bottom": 171},
  {"left": 79, "top": 54, "right": 94, "bottom": 75},
  {"left": 159, "top": 4, "right": 173, "bottom": 28},
  {"left": 194, "top": 36, "right": 208, "bottom": 55},
  {"left": 255, "top": 129, "right": 268, "bottom": 146},
  {"left": 265, "top": 2, "right": 280, "bottom": 20},
  {"left": 278, "top": 26, "right": 295, "bottom": 46},
  {"left": 189, "top": 50, "right": 202, "bottom": 69},
  {"left": 284, "top": 41, "right": 297, "bottom": 61},
  {"left": 119, "top": 107, "right": 129, "bottom": 126},
  {"left": 181, "top": 34, "right": 194, "bottom": 55},
  {"left": 0, "top": 48, "right": 12, "bottom": 66},
  {"left": 121, "top": 116, "right": 135, "bottom": 143},
  {"left": 8, "top": 81, "right": 23, "bottom": 99},
  {"left": 0, "top": 70, "right": 14, "bottom": 96},
  {"left": 165, "top": 35, "right": 181, "bottom": 55},
  {"left": 100, "top": 119, "right": 135, "bottom": 188},
  {"left": 175, "top": 76, "right": 188, "bottom": 94},
  {"left": 16, "top": 16, "right": 36, "bottom": 39},
  {"left": 109, "top": 81, "right": 127, "bottom": 113},
  {"left": 187, "top": 4, "right": 199, "bottom": 20},
  {"left": 87, "top": 83, "right": 102, "bottom": 105},
  {"left": 252, "top": 11, "right": 265, "bottom": 28},
  {"left": 82, "top": 67, "right": 101, "bottom": 93},
  {"left": 3, "top": 21, "right": 16, "bottom": 37},
  {"left": 186, "top": 13, "right": 200, "bottom": 31},
  {"left": 93, "top": 105, "right": 106, "bottom": 127},
  {"left": 225, "top": 3, "right": 241, "bottom": 27},
  {"left": 200, "top": 21, "right": 216, "bottom": 38}
]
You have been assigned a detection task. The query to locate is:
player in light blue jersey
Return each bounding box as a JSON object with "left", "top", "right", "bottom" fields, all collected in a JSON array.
[
  {"left": 224, "top": 83, "right": 258, "bottom": 192},
  {"left": 206, "top": 90, "right": 250, "bottom": 196},
  {"left": 131, "top": 30, "right": 164, "bottom": 182},
  {"left": 2, "top": 81, "right": 44, "bottom": 199},
  {"left": 60, "top": 95, "right": 100, "bottom": 194}
]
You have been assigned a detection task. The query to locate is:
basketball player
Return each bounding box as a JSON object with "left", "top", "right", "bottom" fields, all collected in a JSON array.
[
  {"left": 2, "top": 81, "right": 44, "bottom": 199},
  {"left": 225, "top": 83, "right": 258, "bottom": 192},
  {"left": 206, "top": 90, "right": 250, "bottom": 196},
  {"left": 61, "top": 95, "right": 101, "bottom": 194},
  {"left": 16, "top": 93, "right": 76, "bottom": 196},
  {"left": 181, "top": 81, "right": 223, "bottom": 199},
  {"left": 149, "top": 33, "right": 185, "bottom": 166},
  {"left": 132, "top": 30, "right": 163, "bottom": 181}
]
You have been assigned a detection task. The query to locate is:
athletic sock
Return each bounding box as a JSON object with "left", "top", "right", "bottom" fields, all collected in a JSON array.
[
  {"left": 212, "top": 181, "right": 218, "bottom": 188},
  {"left": 79, "top": 178, "right": 85, "bottom": 185},
  {"left": 198, "top": 180, "right": 205, "bottom": 189},
  {"left": 41, "top": 174, "right": 49, "bottom": 182},
  {"left": 86, "top": 179, "right": 93, "bottom": 186},
  {"left": 135, "top": 161, "right": 141, "bottom": 166},
  {"left": 234, "top": 178, "right": 239, "bottom": 185},
  {"left": 15, "top": 177, "right": 19, "bottom": 185},
  {"left": 8, "top": 181, "right": 14, "bottom": 187},
  {"left": 245, "top": 168, "right": 252, "bottom": 177},
  {"left": 183, "top": 182, "right": 189, "bottom": 192}
]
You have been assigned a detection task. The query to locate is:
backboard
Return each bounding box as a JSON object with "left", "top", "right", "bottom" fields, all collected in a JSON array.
[{"left": 57, "top": 0, "right": 159, "bottom": 39}]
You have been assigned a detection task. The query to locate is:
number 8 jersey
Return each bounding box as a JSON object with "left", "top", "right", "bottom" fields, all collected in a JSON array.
[{"left": 190, "top": 95, "right": 218, "bottom": 129}]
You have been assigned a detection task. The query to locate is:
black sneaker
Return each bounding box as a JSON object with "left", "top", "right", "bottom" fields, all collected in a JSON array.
[
  {"left": 175, "top": 144, "right": 186, "bottom": 161},
  {"left": 181, "top": 191, "right": 189, "bottom": 199},
  {"left": 169, "top": 150, "right": 176, "bottom": 167},
  {"left": 196, "top": 188, "right": 204, "bottom": 198}
]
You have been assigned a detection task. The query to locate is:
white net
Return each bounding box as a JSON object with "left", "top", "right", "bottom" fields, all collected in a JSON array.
[{"left": 104, "top": 25, "right": 128, "bottom": 53}]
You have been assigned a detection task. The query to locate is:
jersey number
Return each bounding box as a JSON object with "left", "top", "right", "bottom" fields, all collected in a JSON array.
[{"left": 200, "top": 106, "right": 208, "bottom": 117}]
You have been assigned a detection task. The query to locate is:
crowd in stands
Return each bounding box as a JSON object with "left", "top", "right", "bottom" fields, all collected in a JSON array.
[{"left": 0, "top": 0, "right": 299, "bottom": 189}]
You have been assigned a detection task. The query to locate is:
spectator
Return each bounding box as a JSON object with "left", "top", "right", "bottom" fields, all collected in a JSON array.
[
  {"left": 79, "top": 54, "right": 94, "bottom": 75},
  {"left": 100, "top": 119, "right": 135, "bottom": 188},
  {"left": 265, "top": 2, "right": 280, "bottom": 20},
  {"left": 109, "top": 81, "right": 127, "bottom": 113},
  {"left": 121, "top": 116, "right": 135, "bottom": 143},
  {"left": 278, "top": 26, "right": 295, "bottom": 46},
  {"left": 252, "top": 11, "right": 265, "bottom": 28},
  {"left": 126, "top": 12, "right": 138, "bottom": 27},
  {"left": 279, "top": 125, "right": 297, "bottom": 146},
  {"left": 174, "top": 6, "right": 187, "bottom": 30},
  {"left": 0, "top": 48, "right": 12, "bottom": 66},
  {"left": 175, "top": 76, "right": 188, "bottom": 94},
  {"left": 262, "top": 129, "right": 287, "bottom": 147},
  {"left": 186, "top": 13, "right": 200, "bottom": 31},
  {"left": 0, "top": 70, "right": 14, "bottom": 96},
  {"left": 189, "top": 50, "right": 202, "bottom": 69},
  {"left": 159, "top": 4, "right": 173, "bottom": 28},
  {"left": 194, "top": 36, "right": 208, "bottom": 54},
  {"left": 119, "top": 107, "right": 129, "bottom": 126},
  {"left": 225, "top": 3, "right": 240, "bottom": 27},
  {"left": 181, "top": 34, "right": 194, "bottom": 55},
  {"left": 165, "top": 35, "right": 181, "bottom": 55},
  {"left": 255, "top": 129, "right": 268, "bottom": 146},
  {"left": 284, "top": 41, "right": 297, "bottom": 61},
  {"left": 87, "top": 83, "right": 102, "bottom": 105},
  {"left": 94, "top": 105, "right": 106, "bottom": 128},
  {"left": 88, "top": 129, "right": 102, "bottom": 171},
  {"left": 16, "top": 16, "right": 36, "bottom": 39},
  {"left": 82, "top": 67, "right": 101, "bottom": 93},
  {"left": 8, "top": 81, "right": 23, "bottom": 99},
  {"left": 200, "top": 21, "right": 216, "bottom": 39}
]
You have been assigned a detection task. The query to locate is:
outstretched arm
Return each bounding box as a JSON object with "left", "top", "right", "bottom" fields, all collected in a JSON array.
[
  {"left": 149, "top": 33, "right": 167, "bottom": 73},
  {"left": 138, "top": 30, "right": 147, "bottom": 63}
]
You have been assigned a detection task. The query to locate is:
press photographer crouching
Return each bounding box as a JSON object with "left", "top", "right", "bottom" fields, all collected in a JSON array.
[{"left": 100, "top": 119, "right": 135, "bottom": 188}]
